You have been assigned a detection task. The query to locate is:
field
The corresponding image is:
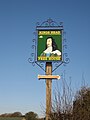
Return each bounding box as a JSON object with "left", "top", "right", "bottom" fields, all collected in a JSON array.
[{"left": 0, "top": 117, "right": 25, "bottom": 120}]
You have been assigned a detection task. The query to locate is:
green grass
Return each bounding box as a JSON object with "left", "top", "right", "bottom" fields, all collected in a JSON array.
[{"left": 0, "top": 117, "right": 24, "bottom": 120}]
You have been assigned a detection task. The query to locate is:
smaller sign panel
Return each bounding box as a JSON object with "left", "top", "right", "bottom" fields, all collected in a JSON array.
[{"left": 37, "top": 29, "right": 62, "bottom": 61}]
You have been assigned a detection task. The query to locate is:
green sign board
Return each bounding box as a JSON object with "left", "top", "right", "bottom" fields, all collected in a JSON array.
[{"left": 37, "top": 29, "right": 62, "bottom": 61}]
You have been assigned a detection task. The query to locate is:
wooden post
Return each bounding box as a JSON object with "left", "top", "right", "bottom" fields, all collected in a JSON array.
[
  {"left": 37, "top": 63, "right": 60, "bottom": 120},
  {"left": 46, "top": 62, "right": 52, "bottom": 120}
]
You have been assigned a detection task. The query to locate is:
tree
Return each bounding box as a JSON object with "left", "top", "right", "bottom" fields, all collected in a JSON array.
[
  {"left": 49, "top": 88, "right": 73, "bottom": 120},
  {"left": 25, "top": 111, "right": 38, "bottom": 120},
  {"left": 11, "top": 112, "right": 22, "bottom": 117},
  {"left": 49, "top": 74, "right": 73, "bottom": 120},
  {"left": 73, "top": 87, "right": 90, "bottom": 120},
  {"left": 0, "top": 112, "right": 22, "bottom": 117}
]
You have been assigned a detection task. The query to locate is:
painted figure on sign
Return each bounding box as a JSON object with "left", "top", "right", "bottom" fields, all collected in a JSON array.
[{"left": 41, "top": 37, "right": 61, "bottom": 57}]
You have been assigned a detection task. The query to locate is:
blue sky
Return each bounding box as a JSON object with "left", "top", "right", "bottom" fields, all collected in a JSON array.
[{"left": 0, "top": 0, "right": 90, "bottom": 117}]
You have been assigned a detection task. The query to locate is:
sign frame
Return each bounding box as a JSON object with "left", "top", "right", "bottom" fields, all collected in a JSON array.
[{"left": 37, "top": 29, "right": 63, "bottom": 62}]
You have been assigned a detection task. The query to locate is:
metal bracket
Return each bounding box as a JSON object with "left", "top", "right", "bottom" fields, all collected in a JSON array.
[{"left": 28, "top": 18, "right": 70, "bottom": 72}]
